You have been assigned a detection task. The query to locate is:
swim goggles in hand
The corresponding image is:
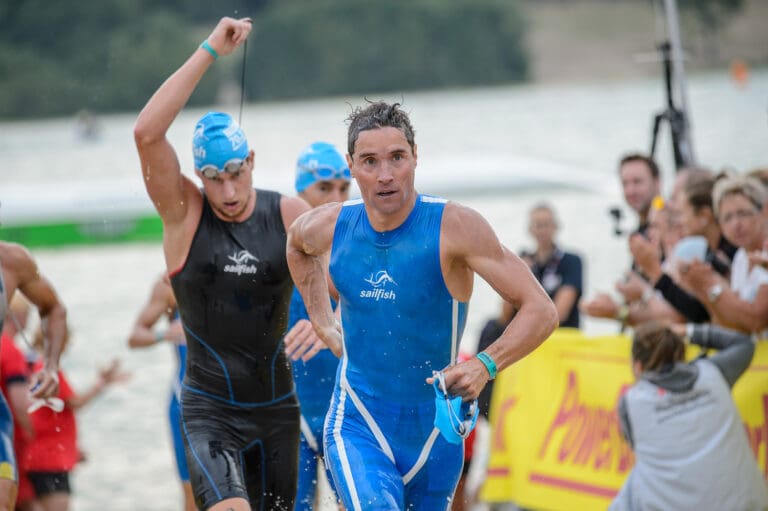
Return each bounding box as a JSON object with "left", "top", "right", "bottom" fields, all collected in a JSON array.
[
  {"left": 28, "top": 397, "right": 65, "bottom": 413},
  {"left": 432, "top": 370, "right": 479, "bottom": 444},
  {"left": 200, "top": 158, "right": 245, "bottom": 179}
]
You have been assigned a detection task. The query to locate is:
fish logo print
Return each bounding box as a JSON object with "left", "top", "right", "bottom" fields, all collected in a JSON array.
[
  {"left": 224, "top": 250, "right": 259, "bottom": 276},
  {"left": 360, "top": 270, "right": 398, "bottom": 301},
  {"left": 365, "top": 271, "right": 397, "bottom": 288},
  {"left": 228, "top": 250, "right": 259, "bottom": 265}
]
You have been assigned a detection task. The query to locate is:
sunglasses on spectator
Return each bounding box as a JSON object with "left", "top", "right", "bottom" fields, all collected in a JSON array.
[{"left": 200, "top": 158, "right": 245, "bottom": 179}]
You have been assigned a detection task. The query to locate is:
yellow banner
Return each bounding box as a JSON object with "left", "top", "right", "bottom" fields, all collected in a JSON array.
[{"left": 482, "top": 328, "right": 768, "bottom": 510}]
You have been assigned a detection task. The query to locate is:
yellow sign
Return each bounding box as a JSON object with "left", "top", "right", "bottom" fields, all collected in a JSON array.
[{"left": 482, "top": 329, "right": 768, "bottom": 510}]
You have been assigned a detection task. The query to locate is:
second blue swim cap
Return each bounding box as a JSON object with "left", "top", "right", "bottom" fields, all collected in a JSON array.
[{"left": 295, "top": 141, "right": 350, "bottom": 193}]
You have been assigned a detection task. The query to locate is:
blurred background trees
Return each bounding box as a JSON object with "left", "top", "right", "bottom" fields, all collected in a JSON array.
[
  {"left": 0, "top": 0, "right": 761, "bottom": 119},
  {"left": 0, "top": 0, "right": 527, "bottom": 118}
]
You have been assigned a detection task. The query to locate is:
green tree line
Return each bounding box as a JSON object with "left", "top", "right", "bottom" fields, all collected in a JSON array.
[{"left": 0, "top": 0, "right": 528, "bottom": 119}]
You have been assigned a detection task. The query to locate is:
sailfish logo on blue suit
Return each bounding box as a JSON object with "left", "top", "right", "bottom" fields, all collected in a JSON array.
[
  {"left": 360, "top": 270, "right": 397, "bottom": 301},
  {"left": 364, "top": 271, "right": 397, "bottom": 288}
]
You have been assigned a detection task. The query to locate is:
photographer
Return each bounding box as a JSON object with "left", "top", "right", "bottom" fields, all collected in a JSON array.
[{"left": 611, "top": 321, "right": 766, "bottom": 510}]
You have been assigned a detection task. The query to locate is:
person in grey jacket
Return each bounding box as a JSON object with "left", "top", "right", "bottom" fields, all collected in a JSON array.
[{"left": 611, "top": 321, "right": 767, "bottom": 511}]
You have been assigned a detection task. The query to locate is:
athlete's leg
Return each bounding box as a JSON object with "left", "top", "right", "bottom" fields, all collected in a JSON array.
[
  {"left": 294, "top": 434, "right": 319, "bottom": 511},
  {"left": 450, "top": 470, "right": 469, "bottom": 511},
  {"left": 181, "top": 394, "right": 251, "bottom": 510},
  {"left": 403, "top": 436, "right": 463, "bottom": 510},
  {"left": 241, "top": 401, "right": 300, "bottom": 511},
  {"left": 207, "top": 497, "right": 250, "bottom": 511},
  {"left": 0, "top": 479, "right": 16, "bottom": 511},
  {"left": 320, "top": 455, "right": 342, "bottom": 510},
  {"left": 324, "top": 391, "right": 405, "bottom": 511},
  {"left": 325, "top": 425, "right": 404, "bottom": 510},
  {"left": 182, "top": 422, "right": 249, "bottom": 510},
  {"left": 169, "top": 392, "right": 195, "bottom": 511},
  {"left": 182, "top": 482, "right": 196, "bottom": 511}
]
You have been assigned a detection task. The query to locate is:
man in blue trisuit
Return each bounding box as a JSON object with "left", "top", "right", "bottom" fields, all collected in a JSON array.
[{"left": 286, "top": 101, "right": 557, "bottom": 510}]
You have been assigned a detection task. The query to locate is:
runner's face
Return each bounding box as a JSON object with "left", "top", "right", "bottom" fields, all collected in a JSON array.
[
  {"left": 198, "top": 152, "right": 255, "bottom": 221},
  {"left": 299, "top": 178, "right": 351, "bottom": 208},
  {"left": 348, "top": 127, "right": 417, "bottom": 219}
]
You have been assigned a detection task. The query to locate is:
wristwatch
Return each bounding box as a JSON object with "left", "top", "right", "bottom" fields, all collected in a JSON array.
[{"left": 707, "top": 284, "right": 724, "bottom": 303}]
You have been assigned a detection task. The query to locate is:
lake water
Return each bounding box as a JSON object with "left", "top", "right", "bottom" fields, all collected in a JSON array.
[{"left": 1, "top": 69, "right": 766, "bottom": 509}]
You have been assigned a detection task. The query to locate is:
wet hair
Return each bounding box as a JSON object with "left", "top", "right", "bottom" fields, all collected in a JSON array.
[
  {"left": 712, "top": 174, "right": 767, "bottom": 217},
  {"left": 632, "top": 321, "right": 685, "bottom": 372},
  {"left": 618, "top": 153, "right": 660, "bottom": 179},
  {"left": 346, "top": 101, "right": 415, "bottom": 156}
]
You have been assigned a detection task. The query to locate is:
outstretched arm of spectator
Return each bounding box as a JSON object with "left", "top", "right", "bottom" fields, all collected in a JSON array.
[
  {"left": 66, "top": 359, "right": 130, "bottom": 411},
  {"left": 672, "top": 323, "right": 755, "bottom": 387}
]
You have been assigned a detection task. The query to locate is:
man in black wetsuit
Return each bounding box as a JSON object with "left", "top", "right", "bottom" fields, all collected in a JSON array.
[{"left": 134, "top": 17, "right": 309, "bottom": 511}]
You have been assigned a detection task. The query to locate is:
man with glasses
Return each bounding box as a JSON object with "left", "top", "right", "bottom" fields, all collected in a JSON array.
[
  {"left": 286, "top": 101, "right": 557, "bottom": 510},
  {"left": 134, "top": 17, "right": 309, "bottom": 511}
]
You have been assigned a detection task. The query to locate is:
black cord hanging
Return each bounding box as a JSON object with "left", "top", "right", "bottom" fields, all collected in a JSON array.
[{"left": 239, "top": 39, "right": 248, "bottom": 126}]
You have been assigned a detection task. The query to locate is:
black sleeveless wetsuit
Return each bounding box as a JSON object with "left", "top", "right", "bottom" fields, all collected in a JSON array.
[{"left": 171, "top": 189, "right": 299, "bottom": 510}]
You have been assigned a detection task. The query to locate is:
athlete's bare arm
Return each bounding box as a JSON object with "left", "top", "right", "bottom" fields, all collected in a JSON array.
[
  {"left": 286, "top": 203, "right": 343, "bottom": 356},
  {"left": 0, "top": 242, "right": 67, "bottom": 399},
  {"left": 128, "top": 276, "right": 180, "bottom": 349},
  {"left": 435, "top": 203, "right": 558, "bottom": 400},
  {"left": 280, "top": 195, "right": 312, "bottom": 234},
  {"left": 134, "top": 17, "right": 252, "bottom": 270},
  {"left": 284, "top": 264, "right": 341, "bottom": 363}
]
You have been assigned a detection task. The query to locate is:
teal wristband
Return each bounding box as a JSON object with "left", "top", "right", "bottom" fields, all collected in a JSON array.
[
  {"left": 154, "top": 330, "right": 165, "bottom": 344},
  {"left": 200, "top": 39, "right": 219, "bottom": 60},
  {"left": 476, "top": 351, "right": 497, "bottom": 380}
]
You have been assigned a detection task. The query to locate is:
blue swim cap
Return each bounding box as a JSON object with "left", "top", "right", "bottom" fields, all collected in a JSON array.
[
  {"left": 295, "top": 141, "right": 350, "bottom": 193},
  {"left": 432, "top": 372, "right": 479, "bottom": 444},
  {"left": 192, "top": 112, "right": 249, "bottom": 171}
]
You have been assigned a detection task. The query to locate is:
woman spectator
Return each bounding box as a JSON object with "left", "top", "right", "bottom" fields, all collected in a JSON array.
[{"left": 678, "top": 175, "right": 768, "bottom": 335}]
